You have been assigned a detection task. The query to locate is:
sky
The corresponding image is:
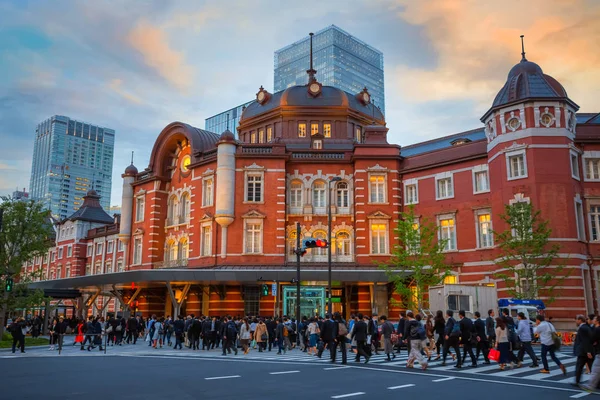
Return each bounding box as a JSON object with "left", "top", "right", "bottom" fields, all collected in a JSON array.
[{"left": 1, "top": 0, "right": 599, "bottom": 206}]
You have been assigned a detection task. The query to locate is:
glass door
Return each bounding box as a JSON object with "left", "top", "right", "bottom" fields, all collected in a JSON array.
[{"left": 283, "top": 287, "right": 326, "bottom": 318}]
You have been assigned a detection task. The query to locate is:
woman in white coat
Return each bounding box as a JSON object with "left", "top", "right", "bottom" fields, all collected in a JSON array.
[{"left": 152, "top": 317, "right": 164, "bottom": 349}]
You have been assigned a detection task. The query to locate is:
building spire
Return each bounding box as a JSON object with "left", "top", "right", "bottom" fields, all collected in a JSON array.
[
  {"left": 130, "top": 151, "right": 134, "bottom": 165},
  {"left": 226, "top": 113, "right": 230, "bottom": 131},
  {"left": 307, "top": 32, "right": 317, "bottom": 83},
  {"left": 520, "top": 34, "right": 527, "bottom": 62}
]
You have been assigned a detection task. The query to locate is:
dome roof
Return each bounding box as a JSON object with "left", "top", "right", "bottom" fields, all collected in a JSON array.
[
  {"left": 218, "top": 130, "right": 236, "bottom": 143},
  {"left": 86, "top": 189, "right": 98, "bottom": 197},
  {"left": 124, "top": 164, "right": 138, "bottom": 176},
  {"left": 491, "top": 58, "right": 568, "bottom": 109},
  {"left": 240, "top": 85, "right": 385, "bottom": 123}
]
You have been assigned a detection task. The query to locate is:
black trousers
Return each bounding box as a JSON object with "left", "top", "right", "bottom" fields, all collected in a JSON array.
[
  {"left": 222, "top": 338, "right": 236, "bottom": 355},
  {"left": 462, "top": 342, "right": 477, "bottom": 365},
  {"left": 318, "top": 339, "right": 336, "bottom": 361},
  {"left": 475, "top": 339, "right": 489, "bottom": 362},
  {"left": 336, "top": 337, "right": 347, "bottom": 364},
  {"left": 125, "top": 330, "right": 137, "bottom": 344},
  {"left": 11, "top": 336, "right": 24, "bottom": 353},
  {"left": 436, "top": 335, "right": 444, "bottom": 355},
  {"left": 576, "top": 355, "right": 594, "bottom": 384},
  {"left": 355, "top": 340, "right": 370, "bottom": 361},
  {"left": 517, "top": 341, "right": 537, "bottom": 365},
  {"left": 443, "top": 338, "right": 462, "bottom": 365}
]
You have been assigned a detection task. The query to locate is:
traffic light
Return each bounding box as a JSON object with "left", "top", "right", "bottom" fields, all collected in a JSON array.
[
  {"left": 302, "top": 238, "right": 328, "bottom": 249},
  {"left": 261, "top": 284, "right": 269, "bottom": 296},
  {"left": 5, "top": 277, "right": 14, "bottom": 292}
]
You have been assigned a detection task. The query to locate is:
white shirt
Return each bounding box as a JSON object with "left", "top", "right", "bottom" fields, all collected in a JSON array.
[{"left": 533, "top": 321, "right": 555, "bottom": 346}]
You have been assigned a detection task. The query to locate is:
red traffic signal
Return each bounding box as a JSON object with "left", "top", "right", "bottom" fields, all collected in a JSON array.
[
  {"left": 315, "top": 239, "right": 328, "bottom": 248},
  {"left": 302, "top": 238, "right": 328, "bottom": 249}
]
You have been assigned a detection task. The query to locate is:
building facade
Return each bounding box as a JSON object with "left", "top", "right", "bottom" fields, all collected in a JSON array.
[
  {"left": 204, "top": 101, "right": 254, "bottom": 139},
  {"left": 11, "top": 188, "right": 29, "bottom": 201},
  {"left": 30, "top": 115, "right": 115, "bottom": 220},
  {"left": 30, "top": 53, "right": 600, "bottom": 329},
  {"left": 274, "top": 25, "right": 385, "bottom": 114}
]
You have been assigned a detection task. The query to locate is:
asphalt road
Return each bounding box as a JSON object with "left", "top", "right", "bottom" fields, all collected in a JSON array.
[{"left": 0, "top": 355, "right": 590, "bottom": 400}]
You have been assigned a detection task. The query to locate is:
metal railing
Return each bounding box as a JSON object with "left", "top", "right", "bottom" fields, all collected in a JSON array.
[{"left": 153, "top": 259, "right": 189, "bottom": 269}]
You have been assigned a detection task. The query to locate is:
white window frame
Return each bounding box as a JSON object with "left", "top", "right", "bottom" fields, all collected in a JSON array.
[
  {"left": 65, "top": 265, "right": 70, "bottom": 278},
  {"left": 310, "top": 123, "right": 319, "bottom": 136},
  {"left": 435, "top": 173, "right": 454, "bottom": 200},
  {"left": 475, "top": 209, "right": 494, "bottom": 249},
  {"left": 336, "top": 181, "right": 349, "bottom": 209},
  {"left": 202, "top": 176, "right": 214, "bottom": 207},
  {"left": 570, "top": 150, "right": 580, "bottom": 181},
  {"left": 243, "top": 219, "right": 263, "bottom": 255},
  {"left": 368, "top": 173, "right": 387, "bottom": 204},
  {"left": 404, "top": 179, "right": 418, "bottom": 205},
  {"left": 201, "top": 223, "right": 212, "bottom": 257},
  {"left": 589, "top": 204, "right": 600, "bottom": 242},
  {"left": 505, "top": 149, "right": 528, "bottom": 181},
  {"left": 244, "top": 170, "right": 264, "bottom": 204},
  {"left": 575, "top": 195, "right": 586, "bottom": 241},
  {"left": 472, "top": 165, "right": 490, "bottom": 194},
  {"left": 67, "top": 245, "right": 73, "bottom": 258},
  {"left": 312, "top": 180, "right": 327, "bottom": 211},
  {"left": 117, "top": 260, "right": 124, "bottom": 272},
  {"left": 313, "top": 140, "right": 322, "bottom": 150},
  {"left": 289, "top": 180, "right": 303, "bottom": 211},
  {"left": 118, "top": 240, "right": 124, "bottom": 252},
  {"left": 133, "top": 237, "right": 142, "bottom": 265},
  {"left": 437, "top": 213, "right": 457, "bottom": 252},
  {"left": 135, "top": 196, "right": 145, "bottom": 222},
  {"left": 107, "top": 240, "right": 114, "bottom": 254},
  {"left": 583, "top": 152, "right": 600, "bottom": 182},
  {"left": 369, "top": 220, "right": 389, "bottom": 255},
  {"left": 58, "top": 247, "right": 63, "bottom": 259}
]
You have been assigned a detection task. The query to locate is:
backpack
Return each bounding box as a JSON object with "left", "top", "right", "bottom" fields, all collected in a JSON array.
[
  {"left": 149, "top": 320, "right": 156, "bottom": 336},
  {"left": 338, "top": 322, "right": 348, "bottom": 336},
  {"left": 450, "top": 319, "right": 461, "bottom": 338},
  {"left": 410, "top": 322, "right": 426, "bottom": 340},
  {"left": 227, "top": 322, "right": 237, "bottom": 339}
]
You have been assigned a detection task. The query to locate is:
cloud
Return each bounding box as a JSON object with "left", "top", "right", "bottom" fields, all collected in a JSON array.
[
  {"left": 108, "top": 79, "right": 143, "bottom": 105},
  {"left": 127, "top": 20, "right": 194, "bottom": 92},
  {"left": 390, "top": 0, "right": 600, "bottom": 111}
]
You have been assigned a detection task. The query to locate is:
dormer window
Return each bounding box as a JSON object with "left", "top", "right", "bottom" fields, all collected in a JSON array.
[
  {"left": 313, "top": 140, "right": 322, "bottom": 150},
  {"left": 450, "top": 138, "right": 472, "bottom": 146}
]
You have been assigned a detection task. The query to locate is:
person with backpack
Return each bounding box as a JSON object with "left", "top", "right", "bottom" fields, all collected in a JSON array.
[
  {"left": 406, "top": 312, "right": 428, "bottom": 370},
  {"left": 334, "top": 312, "right": 348, "bottom": 365},
  {"left": 516, "top": 312, "right": 538, "bottom": 368},
  {"left": 442, "top": 310, "right": 462, "bottom": 368},
  {"left": 501, "top": 308, "right": 519, "bottom": 364},
  {"left": 9, "top": 317, "right": 26, "bottom": 354},
  {"left": 380, "top": 315, "right": 396, "bottom": 362},
  {"left": 533, "top": 315, "right": 566, "bottom": 374},
  {"left": 317, "top": 313, "right": 338, "bottom": 362},
  {"left": 458, "top": 310, "right": 477, "bottom": 367},
  {"left": 222, "top": 316, "right": 238, "bottom": 356}
]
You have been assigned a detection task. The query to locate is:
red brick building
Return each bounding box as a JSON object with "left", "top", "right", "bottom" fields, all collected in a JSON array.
[{"left": 31, "top": 53, "right": 600, "bottom": 328}]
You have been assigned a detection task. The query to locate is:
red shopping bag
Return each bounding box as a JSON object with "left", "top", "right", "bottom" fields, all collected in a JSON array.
[{"left": 488, "top": 348, "right": 500, "bottom": 362}]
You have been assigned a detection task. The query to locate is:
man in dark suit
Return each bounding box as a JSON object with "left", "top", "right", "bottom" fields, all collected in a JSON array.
[
  {"left": 201, "top": 317, "right": 212, "bottom": 350},
  {"left": 442, "top": 310, "right": 462, "bottom": 367},
  {"left": 574, "top": 314, "right": 594, "bottom": 386},
  {"left": 474, "top": 311, "right": 490, "bottom": 364},
  {"left": 459, "top": 310, "right": 477, "bottom": 367},
  {"left": 317, "top": 313, "right": 338, "bottom": 362},
  {"left": 351, "top": 313, "right": 370, "bottom": 363},
  {"left": 486, "top": 309, "right": 496, "bottom": 348},
  {"left": 396, "top": 312, "right": 406, "bottom": 354}
]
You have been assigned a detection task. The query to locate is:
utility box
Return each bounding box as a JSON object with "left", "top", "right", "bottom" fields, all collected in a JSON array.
[{"left": 428, "top": 284, "right": 497, "bottom": 318}]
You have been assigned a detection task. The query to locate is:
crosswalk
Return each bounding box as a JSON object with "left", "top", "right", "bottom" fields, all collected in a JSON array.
[{"left": 1, "top": 343, "right": 588, "bottom": 385}]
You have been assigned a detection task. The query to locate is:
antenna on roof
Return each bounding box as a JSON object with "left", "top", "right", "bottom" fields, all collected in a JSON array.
[
  {"left": 307, "top": 32, "right": 316, "bottom": 83},
  {"left": 226, "top": 113, "right": 230, "bottom": 131},
  {"left": 520, "top": 35, "right": 527, "bottom": 62}
]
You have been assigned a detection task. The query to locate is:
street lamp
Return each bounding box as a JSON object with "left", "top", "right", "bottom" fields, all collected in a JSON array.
[{"left": 327, "top": 176, "right": 342, "bottom": 315}]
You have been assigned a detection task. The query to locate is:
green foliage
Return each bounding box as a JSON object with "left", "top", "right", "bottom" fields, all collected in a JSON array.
[
  {"left": 1, "top": 197, "right": 54, "bottom": 315},
  {"left": 494, "top": 202, "right": 567, "bottom": 303},
  {"left": 380, "top": 206, "right": 451, "bottom": 311},
  {"left": 0, "top": 336, "right": 49, "bottom": 348}
]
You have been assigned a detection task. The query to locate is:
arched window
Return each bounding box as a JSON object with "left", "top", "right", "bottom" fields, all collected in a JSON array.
[
  {"left": 168, "top": 195, "right": 179, "bottom": 225},
  {"left": 165, "top": 240, "right": 177, "bottom": 262},
  {"left": 180, "top": 192, "right": 190, "bottom": 223},
  {"left": 336, "top": 231, "right": 351, "bottom": 256},
  {"left": 312, "top": 230, "right": 327, "bottom": 256},
  {"left": 178, "top": 238, "right": 189, "bottom": 261},
  {"left": 336, "top": 182, "right": 349, "bottom": 208},
  {"left": 290, "top": 181, "right": 303, "bottom": 209},
  {"left": 313, "top": 181, "right": 326, "bottom": 208}
]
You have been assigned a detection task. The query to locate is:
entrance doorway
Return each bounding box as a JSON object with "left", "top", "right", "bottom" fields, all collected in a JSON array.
[{"left": 283, "top": 287, "right": 326, "bottom": 318}]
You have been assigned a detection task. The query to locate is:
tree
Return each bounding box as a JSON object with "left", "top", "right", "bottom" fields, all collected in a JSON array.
[
  {"left": 380, "top": 206, "right": 451, "bottom": 311},
  {"left": 0, "top": 197, "right": 54, "bottom": 336},
  {"left": 494, "top": 202, "right": 567, "bottom": 302}
]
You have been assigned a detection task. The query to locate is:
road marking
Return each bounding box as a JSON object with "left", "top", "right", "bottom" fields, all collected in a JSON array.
[
  {"left": 570, "top": 393, "right": 590, "bottom": 398},
  {"left": 387, "top": 384, "right": 415, "bottom": 390},
  {"left": 269, "top": 370, "right": 300, "bottom": 375},
  {"left": 331, "top": 393, "right": 365, "bottom": 399},
  {"left": 204, "top": 375, "right": 240, "bottom": 380},
  {"left": 433, "top": 377, "right": 455, "bottom": 382},
  {"left": 324, "top": 366, "right": 351, "bottom": 370}
]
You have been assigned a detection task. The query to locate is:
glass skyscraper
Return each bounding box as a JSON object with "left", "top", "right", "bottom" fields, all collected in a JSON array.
[
  {"left": 274, "top": 25, "right": 385, "bottom": 114},
  {"left": 30, "top": 115, "right": 115, "bottom": 220},
  {"left": 205, "top": 100, "right": 254, "bottom": 136}
]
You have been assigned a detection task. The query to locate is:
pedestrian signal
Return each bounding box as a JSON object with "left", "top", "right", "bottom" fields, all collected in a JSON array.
[
  {"left": 5, "top": 277, "right": 14, "bottom": 292},
  {"left": 261, "top": 284, "right": 269, "bottom": 296}
]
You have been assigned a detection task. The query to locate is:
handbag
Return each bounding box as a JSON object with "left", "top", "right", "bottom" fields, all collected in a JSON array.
[
  {"left": 106, "top": 326, "right": 113, "bottom": 334},
  {"left": 251, "top": 339, "right": 256, "bottom": 348},
  {"left": 116, "top": 325, "right": 122, "bottom": 332},
  {"left": 550, "top": 324, "right": 562, "bottom": 350},
  {"left": 261, "top": 333, "right": 268, "bottom": 341},
  {"left": 488, "top": 348, "right": 500, "bottom": 362}
]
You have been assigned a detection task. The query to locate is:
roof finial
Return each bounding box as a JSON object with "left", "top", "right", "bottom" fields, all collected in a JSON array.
[
  {"left": 520, "top": 34, "right": 527, "bottom": 62},
  {"left": 226, "top": 113, "right": 230, "bottom": 131},
  {"left": 307, "top": 32, "right": 317, "bottom": 83},
  {"left": 130, "top": 151, "right": 134, "bottom": 165}
]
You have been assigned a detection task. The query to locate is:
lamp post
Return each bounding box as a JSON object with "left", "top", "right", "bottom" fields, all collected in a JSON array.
[{"left": 327, "top": 176, "right": 342, "bottom": 315}]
